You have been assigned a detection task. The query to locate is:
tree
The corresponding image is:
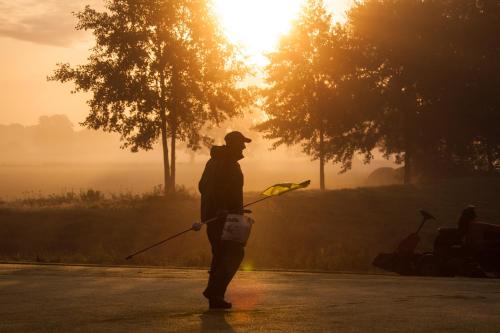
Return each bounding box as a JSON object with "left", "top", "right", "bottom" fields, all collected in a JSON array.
[
  {"left": 347, "top": 0, "right": 500, "bottom": 181},
  {"left": 447, "top": 0, "right": 500, "bottom": 174},
  {"left": 256, "top": 0, "right": 347, "bottom": 190},
  {"left": 346, "top": 0, "right": 452, "bottom": 183},
  {"left": 49, "top": 0, "right": 251, "bottom": 193}
]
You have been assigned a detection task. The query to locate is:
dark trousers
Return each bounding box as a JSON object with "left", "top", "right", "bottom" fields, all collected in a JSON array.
[{"left": 204, "top": 226, "right": 244, "bottom": 300}]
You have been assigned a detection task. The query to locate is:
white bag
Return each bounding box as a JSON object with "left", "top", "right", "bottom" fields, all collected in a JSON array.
[{"left": 221, "top": 214, "right": 255, "bottom": 245}]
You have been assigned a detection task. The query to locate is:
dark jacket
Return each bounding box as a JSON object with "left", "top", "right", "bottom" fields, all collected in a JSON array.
[{"left": 199, "top": 145, "right": 244, "bottom": 225}]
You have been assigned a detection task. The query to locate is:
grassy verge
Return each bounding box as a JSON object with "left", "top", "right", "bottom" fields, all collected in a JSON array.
[{"left": 0, "top": 177, "right": 499, "bottom": 272}]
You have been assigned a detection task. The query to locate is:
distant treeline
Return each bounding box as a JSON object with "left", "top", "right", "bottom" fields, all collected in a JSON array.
[
  {"left": 258, "top": 0, "right": 500, "bottom": 187},
  {"left": 0, "top": 115, "right": 201, "bottom": 163},
  {"left": 0, "top": 115, "right": 119, "bottom": 162}
]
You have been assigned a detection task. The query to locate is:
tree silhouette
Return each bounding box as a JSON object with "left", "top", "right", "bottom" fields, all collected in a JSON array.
[
  {"left": 347, "top": 0, "right": 448, "bottom": 183},
  {"left": 256, "top": 0, "right": 347, "bottom": 190},
  {"left": 347, "top": 0, "right": 500, "bottom": 181},
  {"left": 49, "top": 0, "right": 251, "bottom": 193},
  {"left": 446, "top": 0, "right": 500, "bottom": 174}
]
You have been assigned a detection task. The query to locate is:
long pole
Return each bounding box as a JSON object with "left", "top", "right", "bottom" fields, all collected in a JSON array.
[
  {"left": 242, "top": 196, "right": 272, "bottom": 208},
  {"left": 125, "top": 229, "right": 193, "bottom": 260},
  {"left": 124, "top": 216, "right": 218, "bottom": 260},
  {"left": 124, "top": 181, "right": 310, "bottom": 260},
  {"left": 124, "top": 203, "right": 256, "bottom": 261}
]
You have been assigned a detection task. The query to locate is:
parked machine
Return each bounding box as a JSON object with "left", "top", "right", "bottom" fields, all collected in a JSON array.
[{"left": 373, "top": 209, "right": 500, "bottom": 278}]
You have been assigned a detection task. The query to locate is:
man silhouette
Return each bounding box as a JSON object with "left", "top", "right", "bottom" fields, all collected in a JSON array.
[{"left": 198, "top": 131, "right": 251, "bottom": 309}]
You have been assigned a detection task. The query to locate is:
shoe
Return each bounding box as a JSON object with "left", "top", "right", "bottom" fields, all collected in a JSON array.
[{"left": 209, "top": 298, "right": 232, "bottom": 310}]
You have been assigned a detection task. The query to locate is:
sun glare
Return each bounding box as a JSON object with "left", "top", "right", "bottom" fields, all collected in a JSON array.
[
  {"left": 213, "top": 0, "right": 305, "bottom": 66},
  {"left": 213, "top": 0, "right": 353, "bottom": 66}
]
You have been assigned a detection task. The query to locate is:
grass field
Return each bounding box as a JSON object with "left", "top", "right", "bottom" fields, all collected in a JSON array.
[{"left": 0, "top": 177, "right": 499, "bottom": 272}]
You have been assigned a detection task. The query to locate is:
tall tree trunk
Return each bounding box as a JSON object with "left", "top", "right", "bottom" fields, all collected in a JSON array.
[
  {"left": 402, "top": 92, "right": 415, "bottom": 185},
  {"left": 319, "top": 123, "right": 325, "bottom": 190},
  {"left": 485, "top": 140, "right": 495, "bottom": 175},
  {"left": 170, "top": 121, "right": 177, "bottom": 192},
  {"left": 158, "top": 62, "right": 171, "bottom": 195},
  {"left": 160, "top": 112, "right": 171, "bottom": 194},
  {"left": 404, "top": 149, "right": 411, "bottom": 184}
]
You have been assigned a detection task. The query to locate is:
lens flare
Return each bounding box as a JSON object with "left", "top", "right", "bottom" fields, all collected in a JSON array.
[
  {"left": 242, "top": 260, "right": 254, "bottom": 271},
  {"left": 228, "top": 279, "right": 266, "bottom": 311}
]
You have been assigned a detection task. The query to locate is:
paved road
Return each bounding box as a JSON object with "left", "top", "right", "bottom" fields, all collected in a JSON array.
[{"left": 1, "top": 263, "right": 500, "bottom": 332}]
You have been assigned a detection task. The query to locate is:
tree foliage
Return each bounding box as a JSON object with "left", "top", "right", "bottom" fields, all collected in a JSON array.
[
  {"left": 49, "top": 0, "right": 252, "bottom": 192},
  {"left": 256, "top": 0, "right": 351, "bottom": 189},
  {"left": 260, "top": 0, "right": 499, "bottom": 187},
  {"left": 347, "top": 0, "right": 500, "bottom": 181}
]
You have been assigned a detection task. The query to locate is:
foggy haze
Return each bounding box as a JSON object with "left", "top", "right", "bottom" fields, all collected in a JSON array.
[
  {"left": 0, "top": 115, "right": 397, "bottom": 198},
  {"left": 0, "top": 0, "right": 373, "bottom": 199}
]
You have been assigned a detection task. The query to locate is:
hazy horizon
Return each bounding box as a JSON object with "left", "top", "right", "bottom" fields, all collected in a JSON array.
[{"left": 0, "top": 114, "right": 398, "bottom": 198}]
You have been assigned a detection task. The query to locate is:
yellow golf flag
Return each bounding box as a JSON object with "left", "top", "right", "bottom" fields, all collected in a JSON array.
[{"left": 261, "top": 180, "right": 311, "bottom": 197}]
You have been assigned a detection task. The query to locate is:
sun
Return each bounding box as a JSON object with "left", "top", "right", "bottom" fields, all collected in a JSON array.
[
  {"left": 213, "top": 0, "right": 305, "bottom": 66},
  {"left": 212, "top": 1, "right": 354, "bottom": 66}
]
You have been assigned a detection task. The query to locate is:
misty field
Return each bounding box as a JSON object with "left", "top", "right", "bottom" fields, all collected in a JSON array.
[
  {"left": 0, "top": 178, "right": 499, "bottom": 272},
  {"left": 0, "top": 160, "right": 387, "bottom": 198}
]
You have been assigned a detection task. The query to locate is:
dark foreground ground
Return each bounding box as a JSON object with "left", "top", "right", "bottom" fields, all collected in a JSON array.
[{"left": 1, "top": 264, "right": 500, "bottom": 332}]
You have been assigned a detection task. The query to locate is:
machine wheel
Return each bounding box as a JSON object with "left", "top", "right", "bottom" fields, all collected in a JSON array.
[
  {"left": 462, "top": 262, "right": 487, "bottom": 278},
  {"left": 442, "top": 257, "right": 464, "bottom": 277},
  {"left": 417, "top": 254, "right": 440, "bottom": 276}
]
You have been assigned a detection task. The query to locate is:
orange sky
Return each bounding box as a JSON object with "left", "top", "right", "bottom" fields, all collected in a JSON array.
[{"left": 0, "top": 0, "right": 353, "bottom": 127}]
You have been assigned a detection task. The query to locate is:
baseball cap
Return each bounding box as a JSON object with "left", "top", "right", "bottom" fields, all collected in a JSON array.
[{"left": 224, "top": 131, "right": 252, "bottom": 144}]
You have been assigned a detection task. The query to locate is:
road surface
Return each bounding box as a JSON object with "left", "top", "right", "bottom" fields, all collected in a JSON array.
[{"left": 1, "top": 263, "right": 500, "bottom": 332}]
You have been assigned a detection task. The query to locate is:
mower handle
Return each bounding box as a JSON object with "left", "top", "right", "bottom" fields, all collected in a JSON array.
[
  {"left": 416, "top": 210, "right": 436, "bottom": 234},
  {"left": 419, "top": 210, "right": 436, "bottom": 221}
]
